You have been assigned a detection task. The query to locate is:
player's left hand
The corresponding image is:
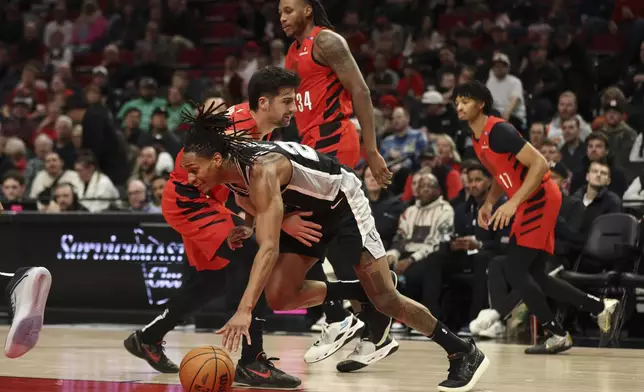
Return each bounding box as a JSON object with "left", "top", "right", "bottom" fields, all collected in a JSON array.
[
  {"left": 227, "top": 226, "right": 254, "bottom": 250},
  {"left": 489, "top": 200, "right": 518, "bottom": 231},
  {"left": 367, "top": 151, "right": 393, "bottom": 188},
  {"left": 216, "top": 309, "right": 252, "bottom": 352}
]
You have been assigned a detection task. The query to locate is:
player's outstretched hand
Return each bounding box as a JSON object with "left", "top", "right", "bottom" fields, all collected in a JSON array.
[
  {"left": 368, "top": 151, "right": 393, "bottom": 188},
  {"left": 282, "top": 211, "right": 322, "bottom": 247},
  {"left": 216, "top": 309, "right": 252, "bottom": 353},
  {"left": 489, "top": 200, "right": 518, "bottom": 231},
  {"left": 477, "top": 203, "right": 493, "bottom": 230},
  {"left": 227, "top": 226, "right": 254, "bottom": 250}
]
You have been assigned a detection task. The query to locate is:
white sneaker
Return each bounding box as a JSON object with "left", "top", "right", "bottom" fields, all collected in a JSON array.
[
  {"left": 336, "top": 334, "right": 399, "bottom": 372},
  {"left": 310, "top": 316, "right": 326, "bottom": 332},
  {"left": 597, "top": 298, "right": 620, "bottom": 334},
  {"left": 469, "top": 309, "right": 500, "bottom": 336},
  {"left": 478, "top": 320, "right": 506, "bottom": 339},
  {"left": 4, "top": 267, "right": 52, "bottom": 359},
  {"left": 303, "top": 313, "right": 364, "bottom": 363}
]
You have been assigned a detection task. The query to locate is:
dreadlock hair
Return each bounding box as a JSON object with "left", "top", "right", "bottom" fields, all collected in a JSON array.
[
  {"left": 453, "top": 81, "right": 494, "bottom": 115},
  {"left": 248, "top": 66, "right": 301, "bottom": 111},
  {"left": 182, "top": 101, "right": 259, "bottom": 167},
  {"left": 304, "top": 0, "right": 334, "bottom": 29}
]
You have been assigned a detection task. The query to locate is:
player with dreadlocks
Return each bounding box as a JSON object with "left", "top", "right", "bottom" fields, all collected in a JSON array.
[
  {"left": 280, "top": 0, "right": 396, "bottom": 370},
  {"left": 180, "top": 102, "right": 490, "bottom": 392}
]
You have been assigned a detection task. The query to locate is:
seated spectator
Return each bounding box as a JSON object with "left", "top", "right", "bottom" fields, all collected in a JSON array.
[
  {"left": 108, "top": 3, "right": 145, "bottom": 50},
  {"left": 71, "top": 0, "right": 108, "bottom": 52},
  {"left": 44, "top": 5, "right": 73, "bottom": 48},
  {"left": 135, "top": 21, "right": 179, "bottom": 70},
  {"left": 363, "top": 166, "right": 407, "bottom": 249},
  {"left": 486, "top": 53, "right": 526, "bottom": 130},
  {"left": 32, "top": 101, "right": 62, "bottom": 147},
  {"left": 419, "top": 90, "right": 462, "bottom": 150},
  {"left": 126, "top": 179, "right": 161, "bottom": 213},
  {"left": 29, "top": 151, "right": 84, "bottom": 204},
  {"left": 520, "top": 43, "right": 563, "bottom": 119},
  {"left": 269, "top": 39, "right": 285, "bottom": 68},
  {"left": 148, "top": 107, "right": 182, "bottom": 158},
  {"left": 101, "top": 44, "right": 133, "bottom": 91},
  {"left": 150, "top": 175, "right": 167, "bottom": 208},
  {"left": 570, "top": 132, "right": 628, "bottom": 196},
  {"left": 549, "top": 162, "right": 586, "bottom": 259},
  {"left": 130, "top": 146, "right": 173, "bottom": 185},
  {"left": 54, "top": 115, "right": 78, "bottom": 170},
  {"left": 539, "top": 139, "right": 562, "bottom": 163},
  {"left": 2, "top": 95, "right": 38, "bottom": 146},
  {"left": 44, "top": 30, "right": 73, "bottom": 74},
  {"left": 1, "top": 171, "right": 26, "bottom": 202},
  {"left": 367, "top": 52, "right": 400, "bottom": 96},
  {"left": 166, "top": 87, "right": 194, "bottom": 132},
  {"left": 560, "top": 117, "right": 586, "bottom": 176},
  {"left": 598, "top": 99, "right": 637, "bottom": 178},
  {"left": 4, "top": 137, "right": 28, "bottom": 175},
  {"left": 162, "top": 0, "right": 199, "bottom": 46},
  {"left": 435, "top": 134, "right": 462, "bottom": 172},
  {"left": 401, "top": 148, "right": 463, "bottom": 202},
  {"left": 529, "top": 122, "right": 547, "bottom": 151},
  {"left": 571, "top": 160, "right": 622, "bottom": 239},
  {"left": 44, "top": 182, "right": 89, "bottom": 213},
  {"left": 397, "top": 58, "right": 424, "bottom": 99},
  {"left": 223, "top": 55, "right": 245, "bottom": 104},
  {"left": 74, "top": 151, "right": 119, "bottom": 212},
  {"left": 422, "top": 163, "right": 509, "bottom": 335},
  {"left": 24, "top": 134, "right": 54, "bottom": 193},
  {"left": 15, "top": 21, "right": 42, "bottom": 65},
  {"left": 547, "top": 91, "right": 592, "bottom": 147},
  {"left": 117, "top": 78, "right": 167, "bottom": 131},
  {"left": 4, "top": 63, "right": 48, "bottom": 116}
]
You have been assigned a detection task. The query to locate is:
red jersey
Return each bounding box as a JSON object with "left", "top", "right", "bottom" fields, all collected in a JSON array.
[
  {"left": 285, "top": 26, "right": 354, "bottom": 139},
  {"left": 472, "top": 116, "right": 550, "bottom": 199}
]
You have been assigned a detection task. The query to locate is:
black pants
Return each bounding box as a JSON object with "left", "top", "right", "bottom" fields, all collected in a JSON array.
[
  {"left": 495, "top": 243, "right": 603, "bottom": 324},
  {"left": 413, "top": 249, "right": 491, "bottom": 321}
]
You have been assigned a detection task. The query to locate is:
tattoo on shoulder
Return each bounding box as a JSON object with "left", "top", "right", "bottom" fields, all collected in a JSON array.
[{"left": 315, "top": 30, "right": 353, "bottom": 73}]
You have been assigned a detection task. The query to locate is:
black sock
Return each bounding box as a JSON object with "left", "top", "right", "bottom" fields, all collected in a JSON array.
[
  {"left": 139, "top": 309, "right": 178, "bottom": 344},
  {"left": 580, "top": 293, "right": 604, "bottom": 314},
  {"left": 325, "top": 281, "right": 370, "bottom": 302},
  {"left": 431, "top": 321, "right": 471, "bottom": 355},
  {"left": 240, "top": 317, "right": 265, "bottom": 365},
  {"left": 542, "top": 319, "right": 567, "bottom": 337},
  {"left": 323, "top": 300, "right": 350, "bottom": 323}
]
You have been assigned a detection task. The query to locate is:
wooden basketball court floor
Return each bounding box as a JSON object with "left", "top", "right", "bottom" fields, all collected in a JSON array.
[{"left": 0, "top": 325, "right": 642, "bottom": 392}]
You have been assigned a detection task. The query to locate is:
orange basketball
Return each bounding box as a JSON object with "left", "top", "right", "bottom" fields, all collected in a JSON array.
[{"left": 179, "top": 346, "right": 235, "bottom": 392}]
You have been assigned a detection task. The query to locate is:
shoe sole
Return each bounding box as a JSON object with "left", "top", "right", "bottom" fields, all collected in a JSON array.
[
  {"left": 4, "top": 267, "right": 51, "bottom": 359},
  {"left": 437, "top": 353, "right": 490, "bottom": 392},
  {"left": 233, "top": 381, "right": 301, "bottom": 390},
  {"left": 303, "top": 316, "right": 365, "bottom": 363},
  {"left": 524, "top": 341, "right": 573, "bottom": 355},
  {"left": 336, "top": 338, "right": 400, "bottom": 373}
]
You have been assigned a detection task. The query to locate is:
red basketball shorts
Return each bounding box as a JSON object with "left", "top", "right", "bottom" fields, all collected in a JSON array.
[
  {"left": 510, "top": 178, "right": 562, "bottom": 255},
  {"left": 302, "top": 121, "right": 361, "bottom": 168},
  {"left": 162, "top": 182, "right": 237, "bottom": 271}
]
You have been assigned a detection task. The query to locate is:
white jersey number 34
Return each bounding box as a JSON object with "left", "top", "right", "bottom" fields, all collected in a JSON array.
[{"left": 296, "top": 91, "right": 312, "bottom": 112}]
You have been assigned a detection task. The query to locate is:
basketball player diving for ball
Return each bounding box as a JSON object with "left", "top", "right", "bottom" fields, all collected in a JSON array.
[
  {"left": 279, "top": 0, "right": 397, "bottom": 370},
  {"left": 123, "top": 70, "right": 315, "bottom": 389},
  {"left": 179, "top": 104, "right": 490, "bottom": 392},
  {"left": 454, "top": 81, "right": 620, "bottom": 354}
]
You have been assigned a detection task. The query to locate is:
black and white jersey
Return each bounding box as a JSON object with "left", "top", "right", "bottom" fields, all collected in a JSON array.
[{"left": 225, "top": 140, "right": 351, "bottom": 212}]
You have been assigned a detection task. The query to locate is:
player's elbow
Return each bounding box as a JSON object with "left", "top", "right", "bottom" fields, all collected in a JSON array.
[
  {"left": 349, "top": 82, "right": 370, "bottom": 100},
  {"left": 534, "top": 155, "right": 549, "bottom": 177}
]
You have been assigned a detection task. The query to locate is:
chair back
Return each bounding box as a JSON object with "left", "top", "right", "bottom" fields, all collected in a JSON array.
[{"left": 583, "top": 213, "right": 640, "bottom": 268}]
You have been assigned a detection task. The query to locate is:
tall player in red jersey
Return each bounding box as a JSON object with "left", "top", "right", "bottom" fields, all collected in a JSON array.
[
  {"left": 280, "top": 0, "right": 398, "bottom": 371},
  {"left": 123, "top": 69, "right": 314, "bottom": 389},
  {"left": 454, "top": 81, "right": 620, "bottom": 354}
]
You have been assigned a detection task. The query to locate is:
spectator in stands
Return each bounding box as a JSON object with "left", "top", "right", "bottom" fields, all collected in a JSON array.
[
  {"left": 572, "top": 159, "right": 622, "bottom": 237},
  {"left": 162, "top": 0, "right": 199, "bottom": 46},
  {"left": 547, "top": 91, "right": 593, "bottom": 147},
  {"left": 15, "top": 21, "right": 42, "bottom": 65},
  {"left": 136, "top": 21, "right": 179, "bottom": 70},
  {"left": 29, "top": 151, "right": 83, "bottom": 202},
  {"left": 367, "top": 52, "right": 400, "bottom": 96},
  {"left": 72, "top": 124, "right": 83, "bottom": 151},
  {"left": 519, "top": 43, "right": 563, "bottom": 119},
  {"left": 560, "top": 117, "right": 586, "bottom": 176},
  {"left": 371, "top": 12, "right": 404, "bottom": 56},
  {"left": 598, "top": 99, "right": 637, "bottom": 175},
  {"left": 398, "top": 58, "right": 425, "bottom": 99},
  {"left": 44, "top": 4, "right": 73, "bottom": 49},
  {"left": 53, "top": 115, "right": 77, "bottom": 171},
  {"left": 147, "top": 107, "right": 181, "bottom": 158},
  {"left": 422, "top": 163, "right": 509, "bottom": 335},
  {"left": 1, "top": 171, "right": 26, "bottom": 202},
  {"left": 131, "top": 146, "right": 173, "bottom": 185},
  {"left": 529, "top": 122, "right": 547, "bottom": 151},
  {"left": 48, "top": 74, "right": 75, "bottom": 111},
  {"left": 126, "top": 179, "right": 160, "bottom": 213},
  {"left": 150, "top": 175, "right": 167, "bottom": 209},
  {"left": 45, "top": 182, "right": 89, "bottom": 213},
  {"left": 486, "top": 53, "right": 526, "bottom": 130},
  {"left": 540, "top": 139, "right": 562, "bottom": 163},
  {"left": 340, "top": 10, "right": 368, "bottom": 56},
  {"left": 6, "top": 63, "right": 48, "bottom": 114},
  {"left": 119, "top": 108, "right": 147, "bottom": 147},
  {"left": 436, "top": 134, "right": 462, "bottom": 172},
  {"left": 237, "top": 0, "right": 267, "bottom": 44},
  {"left": 24, "top": 134, "right": 53, "bottom": 193},
  {"left": 571, "top": 132, "right": 628, "bottom": 196},
  {"left": 101, "top": 44, "right": 132, "bottom": 91},
  {"left": 32, "top": 101, "right": 61, "bottom": 146},
  {"left": 238, "top": 42, "right": 260, "bottom": 95},
  {"left": 2, "top": 95, "right": 37, "bottom": 146},
  {"left": 71, "top": 0, "right": 108, "bottom": 52},
  {"left": 166, "top": 88, "right": 193, "bottom": 132},
  {"left": 44, "top": 30, "right": 73, "bottom": 74},
  {"left": 117, "top": 78, "right": 167, "bottom": 131},
  {"left": 223, "top": 55, "right": 244, "bottom": 104},
  {"left": 419, "top": 90, "right": 461, "bottom": 148},
  {"left": 485, "top": 24, "right": 517, "bottom": 71},
  {"left": 549, "top": 162, "right": 586, "bottom": 261},
  {"left": 269, "top": 39, "right": 286, "bottom": 68},
  {"left": 74, "top": 151, "right": 118, "bottom": 212},
  {"left": 4, "top": 137, "right": 27, "bottom": 175},
  {"left": 363, "top": 166, "right": 407, "bottom": 249},
  {"left": 108, "top": 3, "right": 145, "bottom": 51}
]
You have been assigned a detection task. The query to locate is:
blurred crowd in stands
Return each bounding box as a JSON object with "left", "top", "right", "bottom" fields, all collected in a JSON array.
[{"left": 1, "top": 0, "right": 644, "bottom": 334}]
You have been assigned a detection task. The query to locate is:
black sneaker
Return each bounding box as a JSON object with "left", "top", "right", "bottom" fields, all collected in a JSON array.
[
  {"left": 4, "top": 266, "right": 52, "bottom": 359},
  {"left": 235, "top": 352, "right": 301, "bottom": 390},
  {"left": 437, "top": 339, "right": 490, "bottom": 392},
  {"left": 123, "top": 330, "right": 178, "bottom": 373}
]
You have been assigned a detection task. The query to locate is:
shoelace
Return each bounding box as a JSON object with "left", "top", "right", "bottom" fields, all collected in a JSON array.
[
  {"left": 446, "top": 354, "right": 466, "bottom": 380},
  {"left": 316, "top": 323, "right": 331, "bottom": 345}
]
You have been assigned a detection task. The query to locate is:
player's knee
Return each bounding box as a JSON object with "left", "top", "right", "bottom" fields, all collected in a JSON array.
[
  {"left": 264, "top": 286, "right": 287, "bottom": 310},
  {"left": 368, "top": 289, "right": 401, "bottom": 317}
]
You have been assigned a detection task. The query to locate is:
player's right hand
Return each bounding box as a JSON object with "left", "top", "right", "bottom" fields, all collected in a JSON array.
[
  {"left": 227, "top": 226, "right": 254, "bottom": 250},
  {"left": 477, "top": 203, "right": 493, "bottom": 230},
  {"left": 281, "top": 211, "right": 322, "bottom": 247}
]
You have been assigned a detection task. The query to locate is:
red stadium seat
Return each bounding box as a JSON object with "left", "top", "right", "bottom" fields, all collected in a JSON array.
[
  {"left": 203, "top": 23, "right": 238, "bottom": 39},
  {"left": 589, "top": 34, "right": 624, "bottom": 55},
  {"left": 178, "top": 48, "right": 204, "bottom": 67},
  {"left": 204, "top": 3, "right": 239, "bottom": 19}
]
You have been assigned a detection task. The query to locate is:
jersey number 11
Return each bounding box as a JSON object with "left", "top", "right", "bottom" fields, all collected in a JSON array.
[{"left": 498, "top": 172, "right": 513, "bottom": 189}]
